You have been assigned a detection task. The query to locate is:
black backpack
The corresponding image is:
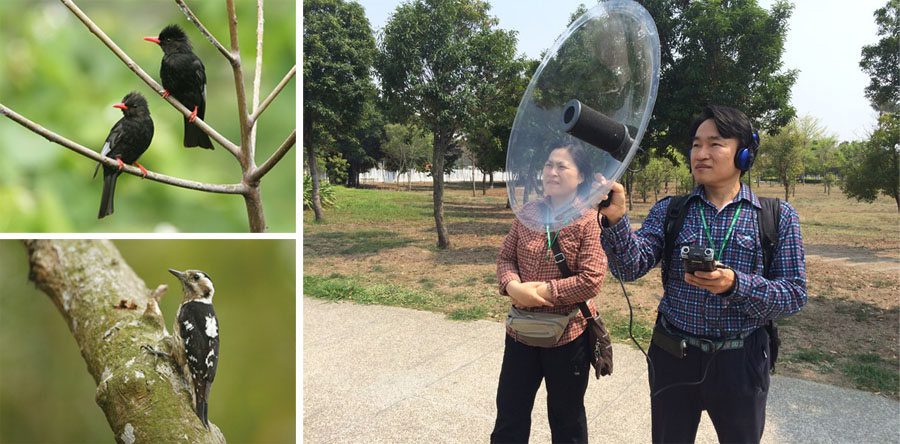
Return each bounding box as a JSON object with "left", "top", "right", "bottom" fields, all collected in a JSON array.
[{"left": 661, "top": 194, "right": 782, "bottom": 373}]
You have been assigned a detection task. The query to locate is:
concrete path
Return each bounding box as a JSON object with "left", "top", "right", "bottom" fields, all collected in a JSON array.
[{"left": 303, "top": 298, "right": 900, "bottom": 443}]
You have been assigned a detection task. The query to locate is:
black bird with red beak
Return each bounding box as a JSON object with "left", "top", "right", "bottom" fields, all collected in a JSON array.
[
  {"left": 144, "top": 24, "right": 213, "bottom": 149},
  {"left": 94, "top": 92, "right": 154, "bottom": 219}
]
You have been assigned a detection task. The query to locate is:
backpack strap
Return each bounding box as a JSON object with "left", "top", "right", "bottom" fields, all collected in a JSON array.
[
  {"left": 661, "top": 195, "right": 697, "bottom": 285},
  {"left": 757, "top": 197, "right": 781, "bottom": 278}
]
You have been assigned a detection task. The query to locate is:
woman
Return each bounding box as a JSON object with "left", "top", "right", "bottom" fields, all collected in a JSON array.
[{"left": 492, "top": 144, "right": 607, "bottom": 443}]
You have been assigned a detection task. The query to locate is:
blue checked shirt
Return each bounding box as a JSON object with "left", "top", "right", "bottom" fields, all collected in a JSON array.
[{"left": 601, "top": 184, "right": 807, "bottom": 337}]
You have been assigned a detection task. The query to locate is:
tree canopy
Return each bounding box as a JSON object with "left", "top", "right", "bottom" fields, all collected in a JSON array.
[
  {"left": 303, "top": 0, "right": 377, "bottom": 219},
  {"left": 859, "top": 0, "right": 900, "bottom": 113},
  {"left": 640, "top": 0, "right": 797, "bottom": 161},
  {"left": 376, "top": 0, "right": 519, "bottom": 248}
]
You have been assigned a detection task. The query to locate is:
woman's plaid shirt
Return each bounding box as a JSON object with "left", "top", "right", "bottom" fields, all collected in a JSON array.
[
  {"left": 601, "top": 184, "right": 807, "bottom": 338},
  {"left": 497, "top": 200, "right": 607, "bottom": 347}
]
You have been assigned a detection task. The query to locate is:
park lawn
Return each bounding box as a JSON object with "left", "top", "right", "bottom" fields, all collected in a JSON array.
[{"left": 303, "top": 182, "right": 899, "bottom": 399}]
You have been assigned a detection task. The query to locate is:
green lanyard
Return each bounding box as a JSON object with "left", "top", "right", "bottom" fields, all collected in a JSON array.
[
  {"left": 698, "top": 201, "right": 743, "bottom": 261},
  {"left": 545, "top": 221, "right": 569, "bottom": 260}
]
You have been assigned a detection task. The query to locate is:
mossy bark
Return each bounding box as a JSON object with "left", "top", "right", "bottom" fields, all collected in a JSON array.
[{"left": 24, "top": 240, "right": 226, "bottom": 444}]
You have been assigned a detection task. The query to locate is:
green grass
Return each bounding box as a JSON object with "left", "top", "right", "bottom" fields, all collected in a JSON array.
[
  {"left": 304, "top": 274, "right": 440, "bottom": 310},
  {"left": 600, "top": 310, "right": 654, "bottom": 347},
  {"left": 448, "top": 306, "right": 489, "bottom": 321},
  {"left": 304, "top": 274, "right": 503, "bottom": 321},
  {"left": 309, "top": 230, "right": 415, "bottom": 254},
  {"left": 418, "top": 277, "right": 436, "bottom": 290},
  {"left": 842, "top": 354, "right": 899, "bottom": 394},
  {"left": 303, "top": 186, "right": 431, "bottom": 225},
  {"left": 792, "top": 349, "right": 836, "bottom": 364}
]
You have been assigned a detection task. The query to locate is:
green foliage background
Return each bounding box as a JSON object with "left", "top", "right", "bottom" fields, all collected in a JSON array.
[
  {"left": 0, "top": 239, "right": 296, "bottom": 443},
  {"left": 0, "top": 0, "right": 296, "bottom": 232}
]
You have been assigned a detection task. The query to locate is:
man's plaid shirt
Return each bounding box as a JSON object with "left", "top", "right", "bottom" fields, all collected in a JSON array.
[
  {"left": 601, "top": 184, "right": 807, "bottom": 337},
  {"left": 498, "top": 200, "right": 607, "bottom": 347}
]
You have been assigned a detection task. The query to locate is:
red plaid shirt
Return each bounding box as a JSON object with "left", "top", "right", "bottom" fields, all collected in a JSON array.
[{"left": 498, "top": 200, "right": 607, "bottom": 347}]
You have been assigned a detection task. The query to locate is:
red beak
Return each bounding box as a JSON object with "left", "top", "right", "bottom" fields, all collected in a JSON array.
[
  {"left": 112, "top": 103, "right": 128, "bottom": 110},
  {"left": 143, "top": 36, "right": 161, "bottom": 44}
]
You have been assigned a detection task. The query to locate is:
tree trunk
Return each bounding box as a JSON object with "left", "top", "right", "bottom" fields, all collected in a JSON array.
[
  {"left": 348, "top": 161, "right": 360, "bottom": 188},
  {"left": 432, "top": 133, "right": 451, "bottom": 249},
  {"left": 490, "top": 172, "right": 494, "bottom": 189},
  {"left": 23, "top": 240, "right": 226, "bottom": 444},
  {"left": 472, "top": 165, "right": 476, "bottom": 197},
  {"left": 482, "top": 173, "right": 486, "bottom": 195},
  {"left": 305, "top": 143, "right": 324, "bottom": 221},
  {"left": 784, "top": 182, "right": 790, "bottom": 202},
  {"left": 408, "top": 170, "right": 412, "bottom": 192}
]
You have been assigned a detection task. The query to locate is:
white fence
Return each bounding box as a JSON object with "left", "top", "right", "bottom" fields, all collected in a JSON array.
[{"left": 358, "top": 166, "right": 512, "bottom": 184}]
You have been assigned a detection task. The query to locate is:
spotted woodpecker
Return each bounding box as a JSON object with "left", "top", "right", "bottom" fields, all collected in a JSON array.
[{"left": 168, "top": 268, "right": 219, "bottom": 428}]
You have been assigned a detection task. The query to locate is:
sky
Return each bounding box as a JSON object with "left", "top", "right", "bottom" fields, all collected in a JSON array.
[{"left": 352, "top": 0, "right": 886, "bottom": 142}]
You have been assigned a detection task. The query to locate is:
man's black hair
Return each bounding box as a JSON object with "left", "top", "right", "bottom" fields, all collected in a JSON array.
[{"left": 689, "top": 105, "right": 754, "bottom": 151}]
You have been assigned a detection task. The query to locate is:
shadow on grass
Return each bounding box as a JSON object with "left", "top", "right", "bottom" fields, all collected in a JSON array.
[
  {"left": 445, "top": 221, "right": 512, "bottom": 237},
  {"left": 304, "top": 230, "right": 416, "bottom": 257}
]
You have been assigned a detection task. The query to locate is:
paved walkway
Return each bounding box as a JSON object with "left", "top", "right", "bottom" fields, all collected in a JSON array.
[{"left": 303, "top": 298, "right": 900, "bottom": 443}]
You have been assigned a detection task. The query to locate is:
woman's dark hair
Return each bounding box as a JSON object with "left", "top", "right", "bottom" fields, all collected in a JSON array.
[
  {"left": 550, "top": 144, "right": 593, "bottom": 199},
  {"left": 689, "top": 105, "right": 755, "bottom": 150}
]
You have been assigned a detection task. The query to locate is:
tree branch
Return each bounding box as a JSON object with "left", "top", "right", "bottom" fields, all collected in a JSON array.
[
  {"left": 60, "top": 0, "right": 242, "bottom": 159},
  {"left": 248, "top": 65, "right": 295, "bottom": 125},
  {"left": 247, "top": 130, "right": 295, "bottom": 183},
  {"left": 0, "top": 103, "right": 245, "bottom": 195},
  {"left": 225, "top": 0, "right": 253, "bottom": 171},
  {"left": 174, "top": 0, "right": 235, "bottom": 63},
  {"left": 24, "top": 239, "right": 227, "bottom": 443},
  {"left": 248, "top": 0, "right": 265, "bottom": 167}
]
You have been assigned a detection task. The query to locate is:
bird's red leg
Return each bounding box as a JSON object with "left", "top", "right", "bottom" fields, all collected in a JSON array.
[
  {"left": 134, "top": 163, "right": 148, "bottom": 178},
  {"left": 116, "top": 158, "right": 125, "bottom": 171},
  {"left": 188, "top": 106, "right": 199, "bottom": 123},
  {"left": 162, "top": 90, "right": 170, "bottom": 99}
]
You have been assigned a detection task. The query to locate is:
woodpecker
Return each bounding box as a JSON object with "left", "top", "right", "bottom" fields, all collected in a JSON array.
[
  {"left": 169, "top": 268, "right": 219, "bottom": 428},
  {"left": 94, "top": 91, "right": 154, "bottom": 219},
  {"left": 144, "top": 24, "right": 213, "bottom": 149}
]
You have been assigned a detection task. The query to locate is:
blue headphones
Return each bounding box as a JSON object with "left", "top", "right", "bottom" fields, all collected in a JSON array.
[{"left": 734, "top": 124, "right": 760, "bottom": 171}]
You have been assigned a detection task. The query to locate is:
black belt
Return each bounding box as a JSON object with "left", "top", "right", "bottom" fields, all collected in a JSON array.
[{"left": 657, "top": 316, "right": 753, "bottom": 354}]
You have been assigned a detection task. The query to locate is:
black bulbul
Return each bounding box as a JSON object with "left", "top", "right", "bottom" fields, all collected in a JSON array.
[
  {"left": 94, "top": 92, "right": 154, "bottom": 219},
  {"left": 144, "top": 24, "right": 213, "bottom": 149}
]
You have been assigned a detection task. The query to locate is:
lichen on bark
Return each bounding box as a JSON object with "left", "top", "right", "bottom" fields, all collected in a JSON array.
[{"left": 24, "top": 239, "right": 226, "bottom": 443}]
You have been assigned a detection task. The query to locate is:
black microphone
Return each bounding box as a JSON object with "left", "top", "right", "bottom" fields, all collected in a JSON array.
[
  {"left": 561, "top": 99, "right": 633, "bottom": 162},
  {"left": 561, "top": 99, "right": 634, "bottom": 208}
]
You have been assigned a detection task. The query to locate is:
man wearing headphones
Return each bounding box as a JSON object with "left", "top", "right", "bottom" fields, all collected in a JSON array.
[{"left": 597, "top": 105, "right": 807, "bottom": 443}]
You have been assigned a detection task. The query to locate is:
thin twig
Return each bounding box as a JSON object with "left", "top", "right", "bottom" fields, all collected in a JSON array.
[
  {"left": 249, "top": 65, "right": 295, "bottom": 125},
  {"left": 59, "top": 0, "right": 241, "bottom": 159},
  {"left": 174, "top": 0, "right": 235, "bottom": 63},
  {"left": 0, "top": 103, "right": 245, "bottom": 195},
  {"left": 225, "top": 0, "right": 253, "bottom": 170},
  {"left": 248, "top": 0, "right": 265, "bottom": 165},
  {"left": 247, "top": 130, "right": 295, "bottom": 183}
]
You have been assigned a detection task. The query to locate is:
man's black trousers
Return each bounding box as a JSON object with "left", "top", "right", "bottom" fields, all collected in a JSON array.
[
  {"left": 648, "top": 324, "right": 771, "bottom": 444},
  {"left": 491, "top": 331, "right": 591, "bottom": 444}
]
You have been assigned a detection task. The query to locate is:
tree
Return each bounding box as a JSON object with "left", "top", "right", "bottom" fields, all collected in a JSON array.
[
  {"left": 464, "top": 56, "right": 530, "bottom": 196},
  {"left": 841, "top": 113, "right": 900, "bottom": 213},
  {"left": 342, "top": 100, "right": 385, "bottom": 188},
  {"left": 860, "top": 0, "right": 900, "bottom": 113},
  {"left": 376, "top": 0, "right": 518, "bottom": 249},
  {"left": 303, "top": 0, "right": 377, "bottom": 221},
  {"left": 639, "top": 0, "right": 797, "bottom": 160},
  {"left": 24, "top": 239, "right": 226, "bottom": 442},
  {"left": 0, "top": 0, "right": 296, "bottom": 232},
  {"left": 762, "top": 120, "right": 804, "bottom": 202},
  {"left": 381, "top": 123, "right": 432, "bottom": 191}
]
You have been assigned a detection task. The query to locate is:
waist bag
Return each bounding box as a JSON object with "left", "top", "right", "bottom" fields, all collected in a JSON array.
[{"left": 507, "top": 306, "right": 579, "bottom": 347}]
